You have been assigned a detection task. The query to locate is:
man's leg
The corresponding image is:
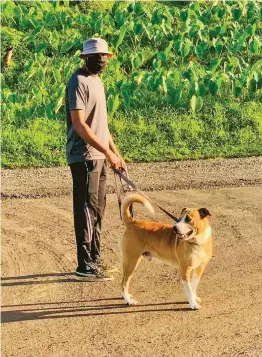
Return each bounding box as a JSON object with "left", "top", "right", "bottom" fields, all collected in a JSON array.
[
  {"left": 70, "top": 162, "right": 93, "bottom": 271},
  {"left": 91, "top": 159, "right": 107, "bottom": 262}
]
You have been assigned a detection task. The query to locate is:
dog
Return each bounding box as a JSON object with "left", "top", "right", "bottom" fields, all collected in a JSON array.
[{"left": 119, "top": 194, "right": 212, "bottom": 310}]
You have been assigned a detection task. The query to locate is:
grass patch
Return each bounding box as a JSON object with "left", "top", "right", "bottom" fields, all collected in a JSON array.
[{"left": 2, "top": 101, "right": 261, "bottom": 168}]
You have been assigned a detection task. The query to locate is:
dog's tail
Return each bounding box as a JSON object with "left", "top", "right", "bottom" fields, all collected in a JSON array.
[{"left": 121, "top": 194, "right": 154, "bottom": 225}]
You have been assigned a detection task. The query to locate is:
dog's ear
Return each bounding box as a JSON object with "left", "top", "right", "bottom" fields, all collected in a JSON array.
[
  {"left": 181, "top": 207, "right": 190, "bottom": 215},
  {"left": 198, "top": 208, "right": 211, "bottom": 219}
]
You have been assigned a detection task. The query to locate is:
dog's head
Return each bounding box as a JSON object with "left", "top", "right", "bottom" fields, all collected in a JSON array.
[{"left": 173, "top": 207, "right": 211, "bottom": 240}]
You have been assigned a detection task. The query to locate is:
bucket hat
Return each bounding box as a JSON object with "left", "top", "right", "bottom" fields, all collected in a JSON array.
[{"left": 80, "top": 38, "right": 113, "bottom": 58}]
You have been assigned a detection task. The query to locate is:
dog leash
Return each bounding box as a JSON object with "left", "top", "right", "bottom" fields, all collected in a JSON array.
[
  {"left": 113, "top": 168, "right": 180, "bottom": 223},
  {"left": 113, "top": 168, "right": 134, "bottom": 220}
]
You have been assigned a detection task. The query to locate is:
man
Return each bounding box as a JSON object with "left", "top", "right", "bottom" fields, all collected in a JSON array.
[{"left": 65, "top": 38, "right": 126, "bottom": 281}]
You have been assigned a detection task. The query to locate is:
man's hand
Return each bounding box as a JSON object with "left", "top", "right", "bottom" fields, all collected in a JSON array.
[
  {"left": 118, "top": 155, "right": 127, "bottom": 172},
  {"left": 105, "top": 150, "right": 123, "bottom": 170}
]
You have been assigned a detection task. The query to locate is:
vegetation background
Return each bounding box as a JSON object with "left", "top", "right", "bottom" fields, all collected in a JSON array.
[{"left": 1, "top": 0, "right": 262, "bottom": 168}]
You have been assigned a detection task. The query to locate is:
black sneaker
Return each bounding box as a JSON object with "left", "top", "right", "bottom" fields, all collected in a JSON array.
[{"left": 75, "top": 264, "right": 113, "bottom": 281}]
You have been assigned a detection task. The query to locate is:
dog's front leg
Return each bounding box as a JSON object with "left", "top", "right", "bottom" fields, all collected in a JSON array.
[
  {"left": 191, "top": 263, "right": 207, "bottom": 304},
  {"left": 181, "top": 268, "right": 201, "bottom": 310}
]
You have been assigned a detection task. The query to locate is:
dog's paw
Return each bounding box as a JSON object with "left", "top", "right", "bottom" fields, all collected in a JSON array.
[
  {"left": 128, "top": 298, "right": 138, "bottom": 306},
  {"left": 196, "top": 296, "right": 202, "bottom": 303},
  {"left": 122, "top": 292, "right": 138, "bottom": 306},
  {"left": 190, "top": 302, "right": 201, "bottom": 310}
]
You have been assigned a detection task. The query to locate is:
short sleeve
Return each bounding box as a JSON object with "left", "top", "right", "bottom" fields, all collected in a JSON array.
[{"left": 67, "top": 81, "right": 88, "bottom": 111}]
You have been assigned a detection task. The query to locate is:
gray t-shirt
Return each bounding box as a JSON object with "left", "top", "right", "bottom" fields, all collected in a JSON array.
[{"left": 65, "top": 68, "right": 109, "bottom": 164}]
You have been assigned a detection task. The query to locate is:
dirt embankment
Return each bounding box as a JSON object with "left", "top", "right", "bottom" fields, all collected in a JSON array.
[{"left": 2, "top": 156, "right": 262, "bottom": 199}]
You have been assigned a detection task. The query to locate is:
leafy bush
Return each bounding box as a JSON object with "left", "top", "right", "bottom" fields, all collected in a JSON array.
[{"left": 1, "top": 0, "right": 262, "bottom": 167}]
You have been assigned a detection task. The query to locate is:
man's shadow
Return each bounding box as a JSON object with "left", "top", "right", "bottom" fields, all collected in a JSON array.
[{"left": 1, "top": 272, "right": 96, "bottom": 286}]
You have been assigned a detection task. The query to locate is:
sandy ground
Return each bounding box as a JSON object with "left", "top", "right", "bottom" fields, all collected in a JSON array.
[{"left": 1, "top": 157, "right": 262, "bottom": 357}]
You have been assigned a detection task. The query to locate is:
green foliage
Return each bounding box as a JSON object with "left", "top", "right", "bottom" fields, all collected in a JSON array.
[
  {"left": 1, "top": 0, "right": 262, "bottom": 167},
  {"left": 2, "top": 101, "right": 262, "bottom": 168},
  {"left": 2, "top": 118, "right": 66, "bottom": 168}
]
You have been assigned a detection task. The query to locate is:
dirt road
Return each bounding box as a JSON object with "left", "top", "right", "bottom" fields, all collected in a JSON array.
[{"left": 1, "top": 158, "right": 262, "bottom": 357}]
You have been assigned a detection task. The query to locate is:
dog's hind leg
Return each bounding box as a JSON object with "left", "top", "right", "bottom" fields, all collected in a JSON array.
[
  {"left": 121, "top": 251, "right": 142, "bottom": 306},
  {"left": 191, "top": 263, "right": 207, "bottom": 304},
  {"left": 181, "top": 267, "right": 201, "bottom": 310}
]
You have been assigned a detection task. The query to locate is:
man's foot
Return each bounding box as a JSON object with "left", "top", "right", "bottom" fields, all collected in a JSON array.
[
  {"left": 95, "top": 259, "right": 119, "bottom": 274},
  {"left": 75, "top": 264, "right": 113, "bottom": 281}
]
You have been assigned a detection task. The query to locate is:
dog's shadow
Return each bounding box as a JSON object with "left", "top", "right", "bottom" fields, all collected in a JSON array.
[
  {"left": 2, "top": 298, "right": 191, "bottom": 323},
  {"left": 2, "top": 272, "right": 191, "bottom": 323}
]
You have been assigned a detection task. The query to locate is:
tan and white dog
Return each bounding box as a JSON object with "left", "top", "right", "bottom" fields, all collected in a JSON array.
[{"left": 119, "top": 194, "right": 213, "bottom": 310}]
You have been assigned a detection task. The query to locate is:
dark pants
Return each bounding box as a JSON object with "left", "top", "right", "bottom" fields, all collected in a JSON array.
[{"left": 70, "top": 160, "right": 107, "bottom": 270}]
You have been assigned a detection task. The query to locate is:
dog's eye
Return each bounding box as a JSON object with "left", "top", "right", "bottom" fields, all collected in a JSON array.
[{"left": 185, "top": 215, "right": 191, "bottom": 223}]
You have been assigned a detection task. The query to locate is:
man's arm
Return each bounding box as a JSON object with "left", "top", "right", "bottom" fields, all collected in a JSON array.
[
  {"left": 109, "top": 133, "right": 120, "bottom": 156},
  {"left": 109, "top": 132, "right": 127, "bottom": 171},
  {"left": 71, "top": 109, "right": 122, "bottom": 169}
]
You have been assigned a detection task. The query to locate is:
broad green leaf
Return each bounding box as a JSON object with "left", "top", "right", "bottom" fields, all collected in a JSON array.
[
  {"left": 228, "top": 56, "right": 240, "bottom": 68},
  {"left": 24, "top": 60, "right": 34, "bottom": 71},
  {"left": 190, "top": 95, "right": 203, "bottom": 113},
  {"left": 208, "top": 80, "right": 219, "bottom": 95},
  {"left": 37, "top": 67, "right": 45, "bottom": 81},
  {"left": 165, "top": 40, "right": 173, "bottom": 55},
  {"left": 195, "top": 42, "right": 208, "bottom": 59},
  {"left": 115, "top": 10, "right": 126, "bottom": 28},
  {"left": 53, "top": 68, "right": 61, "bottom": 82},
  {"left": 170, "top": 85, "right": 184, "bottom": 106},
  {"left": 45, "top": 12, "right": 53, "bottom": 25},
  {"left": 172, "top": 71, "right": 180, "bottom": 84},
  {"left": 190, "top": 95, "right": 197, "bottom": 114},
  {"left": 29, "top": 18, "right": 40, "bottom": 29},
  {"left": 142, "top": 22, "right": 152, "bottom": 40},
  {"left": 251, "top": 59, "right": 262, "bottom": 73},
  {"left": 153, "top": 59, "right": 162, "bottom": 70},
  {"left": 115, "top": 26, "right": 127, "bottom": 49},
  {"left": 54, "top": 96, "right": 64, "bottom": 114},
  {"left": 181, "top": 40, "right": 191, "bottom": 58},
  {"left": 2, "top": 1, "right": 17, "bottom": 19},
  {"left": 107, "top": 94, "right": 120, "bottom": 115},
  {"left": 32, "top": 88, "right": 43, "bottom": 102},
  {"left": 134, "top": 23, "right": 143, "bottom": 35},
  {"left": 36, "top": 53, "right": 46, "bottom": 66},
  {"left": 60, "top": 42, "right": 74, "bottom": 54},
  {"left": 162, "top": 76, "right": 167, "bottom": 94},
  {"left": 233, "top": 8, "right": 242, "bottom": 21},
  {"left": 45, "top": 105, "right": 53, "bottom": 120},
  {"left": 249, "top": 38, "right": 260, "bottom": 54},
  {"left": 134, "top": 2, "right": 143, "bottom": 15},
  {"left": 158, "top": 52, "right": 167, "bottom": 61},
  {"left": 121, "top": 88, "right": 130, "bottom": 108},
  {"left": 215, "top": 40, "right": 223, "bottom": 53},
  {"left": 64, "top": 62, "right": 72, "bottom": 78},
  {"left": 174, "top": 40, "right": 182, "bottom": 54},
  {"left": 249, "top": 78, "right": 257, "bottom": 93},
  {"left": 233, "top": 80, "right": 242, "bottom": 97},
  {"left": 210, "top": 58, "right": 222, "bottom": 72},
  {"left": 132, "top": 54, "right": 142, "bottom": 70},
  {"left": 182, "top": 71, "right": 191, "bottom": 81},
  {"left": 246, "top": 24, "right": 256, "bottom": 36},
  {"left": 198, "top": 83, "right": 206, "bottom": 97},
  {"left": 41, "top": 88, "right": 48, "bottom": 96},
  {"left": 36, "top": 42, "right": 48, "bottom": 53},
  {"left": 180, "top": 9, "right": 188, "bottom": 22},
  {"left": 53, "top": 0, "right": 60, "bottom": 10}
]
